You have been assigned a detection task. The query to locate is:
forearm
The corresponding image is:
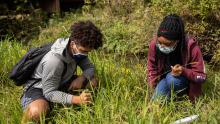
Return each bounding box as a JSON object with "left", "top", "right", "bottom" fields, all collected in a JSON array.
[
  {"left": 182, "top": 67, "right": 206, "bottom": 83},
  {"left": 79, "top": 58, "right": 95, "bottom": 80},
  {"left": 44, "top": 91, "right": 73, "bottom": 104},
  {"left": 82, "top": 68, "right": 94, "bottom": 80}
]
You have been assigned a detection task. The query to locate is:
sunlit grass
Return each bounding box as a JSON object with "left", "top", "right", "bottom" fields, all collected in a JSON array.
[{"left": 0, "top": 39, "right": 220, "bottom": 124}]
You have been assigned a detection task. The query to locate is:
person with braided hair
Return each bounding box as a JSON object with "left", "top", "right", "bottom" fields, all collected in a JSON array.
[{"left": 147, "top": 14, "right": 206, "bottom": 102}]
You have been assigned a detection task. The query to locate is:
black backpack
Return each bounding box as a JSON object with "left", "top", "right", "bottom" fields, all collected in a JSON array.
[{"left": 9, "top": 42, "right": 66, "bottom": 86}]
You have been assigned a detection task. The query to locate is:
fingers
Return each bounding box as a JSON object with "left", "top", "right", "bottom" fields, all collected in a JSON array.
[
  {"left": 83, "top": 96, "right": 91, "bottom": 101},
  {"left": 80, "top": 91, "right": 93, "bottom": 105},
  {"left": 91, "top": 80, "right": 98, "bottom": 88},
  {"left": 172, "top": 64, "right": 180, "bottom": 69},
  {"left": 175, "top": 64, "right": 181, "bottom": 68},
  {"left": 171, "top": 64, "right": 183, "bottom": 76},
  {"left": 83, "top": 93, "right": 92, "bottom": 100},
  {"left": 82, "top": 95, "right": 91, "bottom": 102},
  {"left": 171, "top": 65, "right": 182, "bottom": 71},
  {"left": 171, "top": 66, "right": 174, "bottom": 70},
  {"left": 176, "top": 66, "right": 183, "bottom": 73},
  {"left": 171, "top": 66, "right": 175, "bottom": 73}
]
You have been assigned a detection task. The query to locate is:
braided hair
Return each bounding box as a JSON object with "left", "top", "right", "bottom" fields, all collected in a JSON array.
[
  {"left": 156, "top": 14, "right": 187, "bottom": 72},
  {"left": 157, "top": 14, "right": 186, "bottom": 50}
]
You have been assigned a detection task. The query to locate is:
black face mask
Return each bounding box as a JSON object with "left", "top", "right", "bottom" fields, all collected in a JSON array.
[
  {"left": 72, "top": 53, "right": 87, "bottom": 62},
  {"left": 70, "top": 42, "right": 88, "bottom": 62}
]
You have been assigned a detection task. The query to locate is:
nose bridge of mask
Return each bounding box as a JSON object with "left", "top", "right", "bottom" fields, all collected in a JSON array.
[
  {"left": 74, "top": 53, "right": 88, "bottom": 56},
  {"left": 157, "top": 43, "right": 176, "bottom": 54},
  {"left": 161, "top": 41, "right": 177, "bottom": 49}
]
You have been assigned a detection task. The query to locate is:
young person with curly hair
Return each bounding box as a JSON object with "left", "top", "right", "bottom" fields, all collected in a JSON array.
[
  {"left": 21, "top": 20, "right": 103, "bottom": 123},
  {"left": 147, "top": 14, "right": 206, "bottom": 102}
]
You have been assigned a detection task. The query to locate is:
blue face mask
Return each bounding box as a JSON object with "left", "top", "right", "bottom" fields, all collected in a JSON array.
[{"left": 156, "top": 43, "right": 177, "bottom": 54}]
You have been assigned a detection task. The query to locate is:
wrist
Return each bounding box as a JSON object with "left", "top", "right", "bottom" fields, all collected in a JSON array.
[
  {"left": 72, "top": 95, "right": 81, "bottom": 104},
  {"left": 181, "top": 67, "right": 187, "bottom": 76},
  {"left": 79, "top": 75, "right": 86, "bottom": 81}
]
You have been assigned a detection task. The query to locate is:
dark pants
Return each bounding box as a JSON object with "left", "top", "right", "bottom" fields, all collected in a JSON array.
[{"left": 21, "top": 75, "right": 88, "bottom": 110}]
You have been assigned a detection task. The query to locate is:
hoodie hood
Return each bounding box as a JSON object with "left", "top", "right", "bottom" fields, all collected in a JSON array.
[{"left": 51, "top": 38, "right": 74, "bottom": 63}]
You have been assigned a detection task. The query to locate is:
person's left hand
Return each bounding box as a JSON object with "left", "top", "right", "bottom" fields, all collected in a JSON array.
[
  {"left": 171, "top": 64, "right": 183, "bottom": 76},
  {"left": 86, "top": 78, "right": 98, "bottom": 89},
  {"left": 68, "top": 76, "right": 85, "bottom": 91}
]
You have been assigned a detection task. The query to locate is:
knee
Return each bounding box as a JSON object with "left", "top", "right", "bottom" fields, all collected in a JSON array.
[
  {"left": 165, "top": 73, "right": 177, "bottom": 87},
  {"left": 165, "top": 73, "right": 187, "bottom": 88},
  {"left": 27, "top": 103, "right": 49, "bottom": 121},
  {"left": 154, "top": 79, "right": 168, "bottom": 92},
  {"left": 28, "top": 106, "right": 47, "bottom": 121},
  {"left": 151, "top": 79, "right": 170, "bottom": 101}
]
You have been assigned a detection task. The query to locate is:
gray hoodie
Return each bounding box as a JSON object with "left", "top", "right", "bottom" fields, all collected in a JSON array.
[{"left": 29, "top": 38, "right": 95, "bottom": 104}]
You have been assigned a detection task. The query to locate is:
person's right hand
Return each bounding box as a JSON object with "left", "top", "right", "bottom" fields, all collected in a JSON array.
[
  {"left": 171, "top": 64, "right": 183, "bottom": 76},
  {"left": 72, "top": 91, "right": 93, "bottom": 105},
  {"left": 79, "top": 91, "right": 92, "bottom": 104}
]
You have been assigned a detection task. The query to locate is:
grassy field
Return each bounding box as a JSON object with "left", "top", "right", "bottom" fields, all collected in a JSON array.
[
  {"left": 0, "top": 38, "right": 220, "bottom": 124},
  {"left": 0, "top": 0, "right": 220, "bottom": 123}
]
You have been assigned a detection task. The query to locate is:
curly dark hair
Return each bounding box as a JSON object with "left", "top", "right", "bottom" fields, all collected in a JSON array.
[{"left": 69, "top": 20, "right": 103, "bottom": 49}]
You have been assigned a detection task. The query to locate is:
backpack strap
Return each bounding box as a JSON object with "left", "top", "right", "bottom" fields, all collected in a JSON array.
[{"left": 61, "top": 61, "right": 67, "bottom": 77}]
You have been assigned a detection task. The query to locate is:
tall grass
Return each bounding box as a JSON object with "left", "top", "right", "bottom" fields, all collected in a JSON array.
[
  {"left": 0, "top": 38, "right": 25, "bottom": 123},
  {"left": 0, "top": 38, "right": 220, "bottom": 123}
]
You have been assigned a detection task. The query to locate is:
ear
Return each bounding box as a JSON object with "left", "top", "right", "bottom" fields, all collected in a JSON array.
[
  {"left": 70, "top": 41, "right": 74, "bottom": 45},
  {"left": 70, "top": 41, "right": 75, "bottom": 48}
]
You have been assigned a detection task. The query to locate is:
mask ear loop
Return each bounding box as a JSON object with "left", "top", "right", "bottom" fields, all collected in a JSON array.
[{"left": 172, "top": 40, "right": 179, "bottom": 50}]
